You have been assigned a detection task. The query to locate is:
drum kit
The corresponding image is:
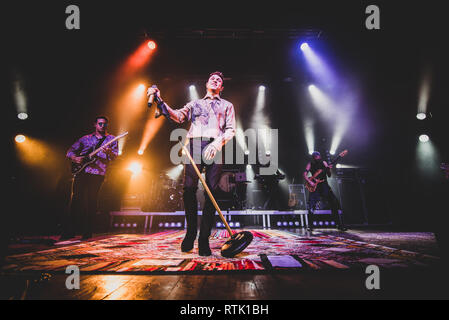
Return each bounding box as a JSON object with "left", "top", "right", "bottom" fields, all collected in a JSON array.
[{"left": 143, "top": 169, "right": 249, "bottom": 212}]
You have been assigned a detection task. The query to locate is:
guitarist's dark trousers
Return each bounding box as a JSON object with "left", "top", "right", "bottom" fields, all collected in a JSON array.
[
  {"left": 62, "top": 172, "right": 104, "bottom": 238},
  {"left": 307, "top": 183, "right": 344, "bottom": 228}
]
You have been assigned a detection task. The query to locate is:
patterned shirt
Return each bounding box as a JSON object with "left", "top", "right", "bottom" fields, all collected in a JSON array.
[
  {"left": 66, "top": 133, "right": 118, "bottom": 176},
  {"left": 165, "top": 93, "right": 236, "bottom": 150}
]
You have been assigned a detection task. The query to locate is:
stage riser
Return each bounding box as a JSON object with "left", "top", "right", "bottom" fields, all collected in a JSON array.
[{"left": 109, "top": 210, "right": 341, "bottom": 232}]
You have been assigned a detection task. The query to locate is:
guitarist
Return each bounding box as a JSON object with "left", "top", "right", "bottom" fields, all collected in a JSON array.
[
  {"left": 60, "top": 116, "right": 118, "bottom": 241},
  {"left": 303, "top": 151, "right": 346, "bottom": 231}
]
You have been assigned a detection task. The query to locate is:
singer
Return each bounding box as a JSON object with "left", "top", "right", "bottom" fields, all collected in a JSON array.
[{"left": 147, "top": 72, "right": 236, "bottom": 256}]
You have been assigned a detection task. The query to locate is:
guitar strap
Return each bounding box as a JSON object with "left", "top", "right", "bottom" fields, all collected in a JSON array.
[{"left": 91, "top": 135, "right": 107, "bottom": 157}]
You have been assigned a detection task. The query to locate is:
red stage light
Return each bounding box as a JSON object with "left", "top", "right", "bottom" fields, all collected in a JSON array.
[{"left": 147, "top": 41, "right": 156, "bottom": 50}]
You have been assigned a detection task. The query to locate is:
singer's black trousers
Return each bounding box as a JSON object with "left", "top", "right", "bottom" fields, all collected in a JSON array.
[{"left": 183, "top": 138, "right": 222, "bottom": 242}]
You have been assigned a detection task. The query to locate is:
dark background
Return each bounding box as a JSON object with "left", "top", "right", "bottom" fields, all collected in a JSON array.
[{"left": 3, "top": 0, "right": 449, "bottom": 235}]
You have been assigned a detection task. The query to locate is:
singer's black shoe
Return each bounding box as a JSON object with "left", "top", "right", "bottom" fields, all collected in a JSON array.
[
  {"left": 337, "top": 225, "right": 348, "bottom": 232},
  {"left": 181, "top": 237, "right": 195, "bottom": 252},
  {"left": 198, "top": 239, "right": 212, "bottom": 256}
]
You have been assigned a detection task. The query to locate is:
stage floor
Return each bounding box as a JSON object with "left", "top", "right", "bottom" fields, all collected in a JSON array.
[{"left": 0, "top": 228, "right": 447, "bottom": 299}]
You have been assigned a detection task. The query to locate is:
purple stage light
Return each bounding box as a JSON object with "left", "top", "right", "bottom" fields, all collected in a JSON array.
[{"left": 300, "top": 43, "right": 309, "bottom": 51}]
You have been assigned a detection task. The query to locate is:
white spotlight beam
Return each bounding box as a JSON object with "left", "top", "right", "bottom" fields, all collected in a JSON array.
[
  {"left": 189, "top": 85, "right": 199, "bottom": 100},
  {"left": 303, "top": 118, "right": 314, "bottom": 155},
  {"left": 301, "top": 45, "right": 337, "bottom": 88},
  {"left": 418, "top": 69, "right": 431, "bottom": 114}
]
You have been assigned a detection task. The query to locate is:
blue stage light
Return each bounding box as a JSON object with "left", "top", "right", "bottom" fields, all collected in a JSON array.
[{"left": 300, "top": 42, "right": 309, "bottom": 51}]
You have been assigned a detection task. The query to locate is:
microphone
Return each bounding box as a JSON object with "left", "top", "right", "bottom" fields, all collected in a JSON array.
[
  {"left": 147, "top": 84, "right": 157, "bottom": 107},
  {"left": 147, "top": 84, "right": 168, "bottom": 119}
]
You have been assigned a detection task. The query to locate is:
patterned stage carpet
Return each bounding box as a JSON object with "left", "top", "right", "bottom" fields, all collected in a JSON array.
[{"left": 1, "top": 230, "right": 440, "bottom": 273}]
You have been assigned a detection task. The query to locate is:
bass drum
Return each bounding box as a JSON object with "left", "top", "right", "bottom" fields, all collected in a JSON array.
[{"left": 218, "top": 172, "right": 236, "bottom": 193}]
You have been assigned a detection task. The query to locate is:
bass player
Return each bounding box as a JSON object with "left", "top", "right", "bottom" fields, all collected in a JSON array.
[{"left": 303, "top": 151, "right": 346, "bottom": 231}]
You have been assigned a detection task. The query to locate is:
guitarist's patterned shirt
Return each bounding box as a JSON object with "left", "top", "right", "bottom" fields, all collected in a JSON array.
[{"left": 66, "top": 134, "right": 118, "bottom": 176}]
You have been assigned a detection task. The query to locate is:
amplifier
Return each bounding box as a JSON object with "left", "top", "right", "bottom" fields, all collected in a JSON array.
[{"left": 288, "top": 184, "right": 307, "bottom": 210}]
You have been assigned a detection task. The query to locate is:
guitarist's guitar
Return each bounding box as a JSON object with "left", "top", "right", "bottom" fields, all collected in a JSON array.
[
  {"left": 71, "top": 132, "right": 128, "bottom": 176},
  {"left": 305, "top": 149, "right": 348, "bottom": 192}
]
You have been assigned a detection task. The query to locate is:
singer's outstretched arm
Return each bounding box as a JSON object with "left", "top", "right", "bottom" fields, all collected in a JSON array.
[{"left": 147, "top": 86, "right": 192, "bottom": 123}]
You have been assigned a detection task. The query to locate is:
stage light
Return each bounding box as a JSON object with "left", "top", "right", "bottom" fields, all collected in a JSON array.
[
  {"left": 229, "top": 222, "right": 234, "bottom": 227},
  {"left": 301, "top": 42, "right": 337, "bottom": 88},
  {"left": 418, "top": 68, "right": 431, "bottom": 116},
  {"left": 250, "top": 82, "right": 271, "bottom": 152},
  {"left": 282, "top": 221, "right": 288, "bottom": 226},
  {"left": 128, "top": 161, "right": 143, "bottom": 178},
  {"left": 170, "top": 222, "right": 176, "bottom": 227},
  {"left": 167, "top": 164, "right": 184, "bottom": 180},
  {"left": 416, "top": 113, "right": 426, "bottom": 120},
  {"left": 189, "top": 84, "right": 199, "bottom": 100},
  {"left": 120, "top": 223, "right": 125, "bottom": 227},
  {"left": 118, "top": 150, "right": 123, "bottom": 156},
  {"left": 15, "top": 134, "right": 26, "bottom": 143},
  {"left": 247, "top": 164, "right": 251, "bottom": 169},
  {"left": 308, "top": 84, "right": 316, "bottom": 91},
  {"left": 419, "top": 134, "right": 429, "bottom": 143},
  {"left": 276, "top": 221, "right": 281, "bottom": 227},
  {"left": 295, "top": 221, "right": 300, "bottom": 226},
  {"left": 265, "top": 150, "right": 271, "bottom": 156},
  {"left": 158, "top": 223, "right": 163, "bottom": 227},
  {"left": 17, "top": 112, "right": 28, "bottom": 120},
  {"left": 259, "top": 85, "right": 266, "bottom": 91},
  {"left": 244, "top": 150, "right": 250, "bottom": 155},
  {"left": 147, "top": 40, "right": 157, "bottom": 50},
  {"left": 114, "top": 223, "right": 119, "bottom": 228},
  {"left": 164, "top": 223, "right": 170, "bottom": 228},
  {"left": 336, "top": 164, "right": 342, "bottom": 169},
  {"left": 329, "top": 150, "right": 335, "bottom": 155},
  {"left": 235, "top": 222, "right": 241, "bottom": 227},
  {"left": 176, "top": 222, "right": 182, "bottom": 227},
  {"left": 133, "top": 223, "right": 137, "bottom": 227},
  {"left": 137, "top": 149, "right": 144, "bottom": 155},
  {"left": 13, "top": 72, "right": 28, "bottom": 120},
  {"left": 330, "top": 221, "right": 335, "bottom": 225},
  {"left": 138, "top": 116, "right": 165, "bottom": 155},
  {"left": 289, "top": 222, "right": 293, "bottom": 226},
  {"left": 416, "top": 137, "right": 441, "bottom": 178},
  {"left": 126, "top": 223, "right": 131, "bottom": 227}
]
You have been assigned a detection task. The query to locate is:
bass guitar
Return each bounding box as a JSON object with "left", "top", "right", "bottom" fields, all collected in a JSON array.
[
  {"left": 71, "top": 132, "right": 128, "bottom": 176},
  {"left": 305, "top": 149, "right": 348, "bottom": 192}
]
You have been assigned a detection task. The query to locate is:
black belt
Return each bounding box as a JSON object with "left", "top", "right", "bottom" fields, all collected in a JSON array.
[{"left": 189, "top": 137, "right": 215, "bottom": 143}]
